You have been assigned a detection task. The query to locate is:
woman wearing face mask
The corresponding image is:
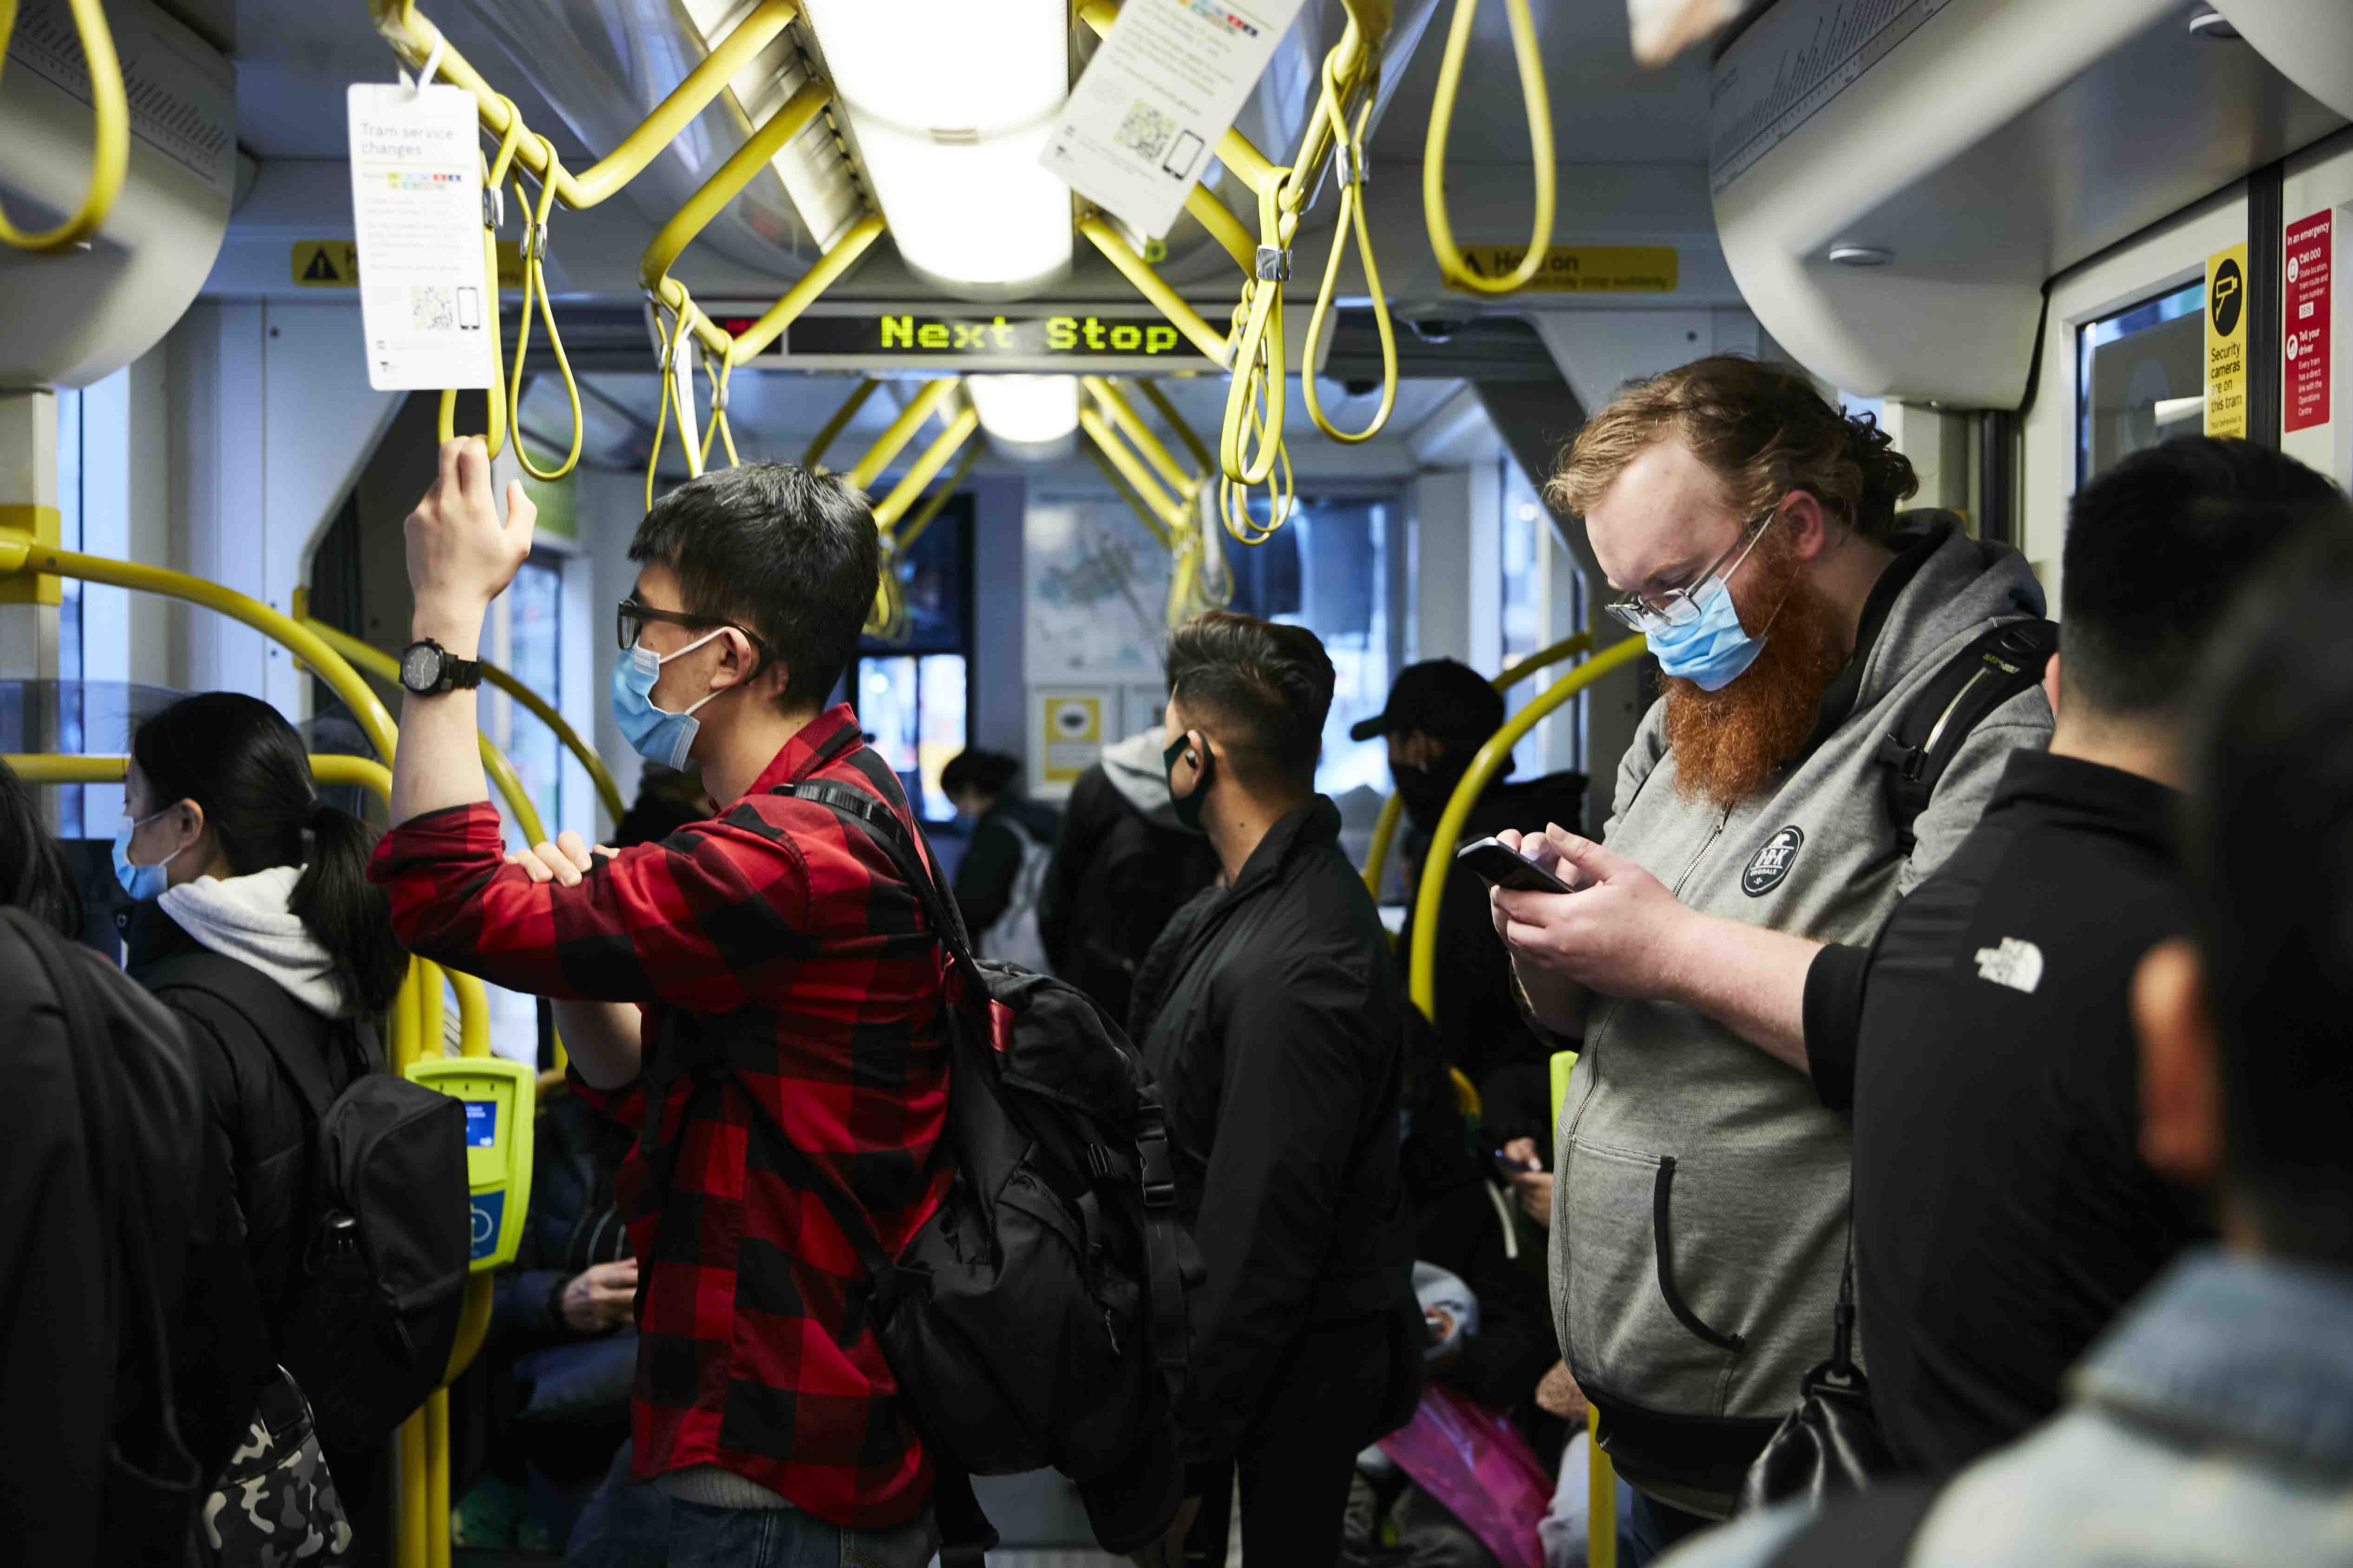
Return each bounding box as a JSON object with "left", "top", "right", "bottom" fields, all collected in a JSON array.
[
  {"left": 939, "top": 748, "right": 1061, "bottom": 967},
  {"left": 116, "top": 691, "right": 408, "bottom": 1548}
]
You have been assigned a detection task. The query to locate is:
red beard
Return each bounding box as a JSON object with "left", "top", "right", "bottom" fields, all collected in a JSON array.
[{"left": 1660, "top": 545, "right": 1848, "bottom": 809}]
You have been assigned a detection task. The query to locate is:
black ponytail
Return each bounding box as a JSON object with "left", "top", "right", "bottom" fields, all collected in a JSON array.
[{"left": 132, "top": 693, "right": 406, "bottom": 1016}]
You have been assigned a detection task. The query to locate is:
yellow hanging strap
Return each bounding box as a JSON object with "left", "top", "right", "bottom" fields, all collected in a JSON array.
[
  {"left": 1299, "top": 52, "right": 1396, "bottom": 443},
  {"left": 0, "top": 0, "right": 128, "bottom": 253},
  {"left": 644, "top": 302, "right": 697, "bottom": 511},
  {"left": 509, "top": 137, "right": 583, "bottom": 480},
  {"left": 438, "top": 122, "right": 520, "bottom": 457},
  {"left": 1423, "top": 0, "right": 1555, "bottom": 294},
  {"left": 698, "top": 345, "right": 740, "bottom": 470}
]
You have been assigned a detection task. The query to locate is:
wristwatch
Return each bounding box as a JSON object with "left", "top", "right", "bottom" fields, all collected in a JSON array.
[{"left": 398, "top": 638, "right": 484, "bottom": 695}]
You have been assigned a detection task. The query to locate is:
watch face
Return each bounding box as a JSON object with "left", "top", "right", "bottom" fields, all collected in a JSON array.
[{"left": 401, "top": 643, "right": 439, "bottom": 691}]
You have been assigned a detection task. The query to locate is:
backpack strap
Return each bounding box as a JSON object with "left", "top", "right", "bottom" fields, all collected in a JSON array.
[
  {"left": 1877, "top": 618, "right": 2058, "bottom": 855},
  {"left": 1763, "top": 1478, "right": 1943, "bottom": 1568},
  {"left": 140, "top": 950, "right": 359, "bottom": 1121}
]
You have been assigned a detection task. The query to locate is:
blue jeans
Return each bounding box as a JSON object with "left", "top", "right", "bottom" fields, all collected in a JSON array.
[{"left": 664, "top": 1497, "right": 938, "bottom": 1568}]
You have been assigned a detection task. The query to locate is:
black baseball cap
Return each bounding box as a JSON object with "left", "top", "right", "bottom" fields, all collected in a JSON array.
[{"left": 1350, "top": 659, "right": 1507, "bottom": 744}]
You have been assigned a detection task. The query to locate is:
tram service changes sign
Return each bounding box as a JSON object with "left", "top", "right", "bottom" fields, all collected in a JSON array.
[{"left": 734, "top": 309, "right": 1222, "bottom": 371}]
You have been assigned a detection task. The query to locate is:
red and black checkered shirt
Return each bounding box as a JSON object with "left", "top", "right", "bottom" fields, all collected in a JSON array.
[{"left": 369, "top": 707, "right": 951, "bottom": 1528}]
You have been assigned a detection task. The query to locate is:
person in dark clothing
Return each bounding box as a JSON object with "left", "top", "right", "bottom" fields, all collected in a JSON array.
[
  {"left": 1356, "top": 659, "right": 1586, "bottom": 1150},
  {"left": 1038, "top": 716, "right": 1221, "bottom": 1023},
  {"left": 940, "top": 747, "right": 1062, "bottom": 953},
  {"left": 1126, "top": 611, "right": 1421, "bottom": 1568},
  {"left": 612, "top": 763, "right": 712, "bottom": 849},
  {"left": 114, "top": 693, "right": 410, "bottom": 1555},
  {"left": 1801, "top": 436, "right": 2340, "bottom": 1477}
]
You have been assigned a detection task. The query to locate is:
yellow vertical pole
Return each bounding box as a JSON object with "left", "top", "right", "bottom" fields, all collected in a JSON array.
[
  {"left": 426, "top": 1388, "right": 452, "bottom": 1568},
  {"left": 398, "top": 1410, "right": 429, "bottom": 1568}
]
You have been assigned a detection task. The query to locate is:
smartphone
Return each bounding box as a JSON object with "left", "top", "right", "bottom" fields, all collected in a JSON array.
[
  {"left": 1455, "top": 836, "right": 1576, "bottom": 895},
  {"left": 1492, "top": 1146, "right": 1540, "bottom": 1181}
]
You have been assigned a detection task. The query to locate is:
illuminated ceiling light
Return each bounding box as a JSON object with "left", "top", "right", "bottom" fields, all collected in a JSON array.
[
  {"left": 799, "top": 0, "right": 1073, "bottom": 299},
  {"left": 968, "top": 374, "right": 1079, "bottom": 460}
]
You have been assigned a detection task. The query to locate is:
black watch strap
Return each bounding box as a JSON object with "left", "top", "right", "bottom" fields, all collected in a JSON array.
[{"left": 401, "top": 639, "right": 484, "bottom": 695}]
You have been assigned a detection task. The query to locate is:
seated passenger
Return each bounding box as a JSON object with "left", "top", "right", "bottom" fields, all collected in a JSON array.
[
  {"left": 1038, "top": 707, "right": 1220, "bottom": 1022},
  {"left": 1660, "top": 501, "right": 2353, "bottom": 1568},
  {"left": 1495, "top": 358, "right": 2052, "bottom": 1554},
  {"left": 118, "top": 690, "right": 412, "bottom": 1545},
  {"left": 939, "top": 746, "right": 1061, "bottom": 966},
  {"left": 1355, "top": 657, "right": 1586, "bottom": 1147},
  {"left": 1804, "top": 437, "right": 2337, "bottom": 1477},
  {"left": 371, "top": 445, "right": 948, "bottom": 1568},
  {"left": 1127, "top": 610, "right": 1420, "bottom": 1568}
]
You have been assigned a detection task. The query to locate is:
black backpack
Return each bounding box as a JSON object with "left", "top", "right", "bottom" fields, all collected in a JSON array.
[
  {"left": 765, "top": 775, "right": 1201, "bottom": 1562},
  {"left": 1879, "top": 618, "right": 2059, "bottom": 852},
  {"left": 142, "top": 953, "right": 473, "bottom": 1453}
]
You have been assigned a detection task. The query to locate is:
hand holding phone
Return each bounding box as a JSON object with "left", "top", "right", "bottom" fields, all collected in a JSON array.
[{"left": 1456, "top": 836, "right": 1577, "bottom": 895}]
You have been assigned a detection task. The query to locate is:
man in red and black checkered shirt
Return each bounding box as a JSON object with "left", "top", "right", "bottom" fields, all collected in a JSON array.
[{"left": 369, "top": 438, "right": 950, "bottom": 1566}]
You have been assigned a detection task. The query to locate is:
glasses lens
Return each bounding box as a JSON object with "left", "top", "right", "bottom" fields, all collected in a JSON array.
[{"left": 616, "top": 601, "right": 642, "bottom": 650}]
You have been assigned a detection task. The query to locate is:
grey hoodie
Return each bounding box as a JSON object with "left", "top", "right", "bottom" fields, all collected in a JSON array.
[
  {"left": 1100, "top": 725, "right": 1183, "bottom": 824},
  {"left": 1549, "top": 522, "right": 2053, "bottom": 1516}
]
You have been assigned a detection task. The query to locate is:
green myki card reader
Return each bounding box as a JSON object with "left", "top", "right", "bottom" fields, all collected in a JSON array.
[{"left": 406, "top": 1057, "right": 535, "bottom": 1272}]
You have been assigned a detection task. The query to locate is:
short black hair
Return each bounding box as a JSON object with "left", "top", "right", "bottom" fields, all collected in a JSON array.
[
  {"left": 630, "top": 463, "right": 879, "bottom": 711},
  {"left": 0, "top": 757, "right": 82, "bottom": 938},
  {"left": 1164, "top": 610, "right": 1335, "bottom": 791},
  {"left": 940, "top": 749, "right": 1021, "bottom": 799},
  {"left": 2185, "top": 509, "right": 2353, "bottom": 1266},
  {"left": 2061, "top": 437, "right": 2344, "bottom": 717}
]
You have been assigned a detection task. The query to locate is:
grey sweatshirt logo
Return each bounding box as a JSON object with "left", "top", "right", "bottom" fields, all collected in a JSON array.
[{"left": 1742, "top": 825, "right": 1804, "bottom": 895}]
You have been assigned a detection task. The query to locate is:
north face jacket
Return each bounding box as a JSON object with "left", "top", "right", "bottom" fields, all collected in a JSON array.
[
  {"left": 1129, "top": 797, "right": 1420, "bottom": 1475},
  {"left": 1551, "top": 518, "right": 2053, "bottom": 1517}
]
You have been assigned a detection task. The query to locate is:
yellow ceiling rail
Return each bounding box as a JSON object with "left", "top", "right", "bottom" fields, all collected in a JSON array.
[
  {"left": 1083, "top": 377, "right": 1202, "bottom": 502},
  {"left": 0, "top": 542, "right": 398, "bottom": 761},
  {"left": 1360, "top": 633, "right": 1594, "bottom": 896},
  {"left": 1079, "top": 404, "right": 1182, "bottom": 545},
  {"left": 641, "top": 79, "right": 834, "bottom": 304},
  {"left": 805, "top": 377, "right": 882, "bottom": 470},
  {"left": 1422, "top": 0, "right": 1556, "bottom": 294},
  {"left": 892, "top": 439, "right": 983, "bottom": 556},
  {"left": 0, "top": 0, "right": 128, "bottom": 252},
  {"left": 367, "top": 0, "right": 801, "bottom": 212},
  {"left": 1406, "top": 636, "right": 1647, "bottom": 1019},
  {"left": 872, "top": 405, "right": 980, "bottom": 535},
  {"left": 846, "top": 379, "right": 962, "bottom": 493},
  {"left": 1083, "top": 430, "right": 1177, "bottom": 555},
  {"left": 1138, "top": 380, "right": 1217, "bottom": 475},
  {"left": 1076, "top": 216, "right": 1232, "bottom": 367}
]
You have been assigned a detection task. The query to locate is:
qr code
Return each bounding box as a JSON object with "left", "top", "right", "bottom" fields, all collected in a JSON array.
[
  {"left": 409, "top": 285, "right": 454, "bottom": 332},
  {"left": 1116, "top": 99, "right": 1175, "bottom": 163}
]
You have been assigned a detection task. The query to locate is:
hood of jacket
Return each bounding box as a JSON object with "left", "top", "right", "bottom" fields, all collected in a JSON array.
[
  {"left": 1101, "top": 725, "right": 1190, "bottom": 826},
  {"left": 158, "top": 864, "right": 349, "bottom": 1019}
]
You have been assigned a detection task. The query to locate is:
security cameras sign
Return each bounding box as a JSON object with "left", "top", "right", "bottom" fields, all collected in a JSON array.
[
  {"left": 2205, "top": 241, "right": 2248, "bottom": 439},
  {"left": 1039, "top": 691, "right": 1106, "bottom": 787}
]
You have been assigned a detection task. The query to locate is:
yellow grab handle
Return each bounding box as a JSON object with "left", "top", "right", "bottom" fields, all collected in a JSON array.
[
  {"left": 1423, "top": 0, "right": 1555, "bottom": 295},
  {"left": 0, "top": 0, "right": 128, "bottom": 253}
]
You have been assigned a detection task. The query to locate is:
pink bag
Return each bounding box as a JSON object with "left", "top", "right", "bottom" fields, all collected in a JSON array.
[{"left": 1376, "top": 1383, "right": 1553, "bottom": 1568}]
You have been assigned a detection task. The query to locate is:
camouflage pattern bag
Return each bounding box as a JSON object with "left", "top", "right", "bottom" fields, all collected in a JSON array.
[{"left": 198, "top": 1366, "right": 354, "bottom": 1565}]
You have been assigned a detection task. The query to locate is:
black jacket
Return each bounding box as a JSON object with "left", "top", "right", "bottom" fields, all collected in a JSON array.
[
  {"left": 1042, "top": 761, "right": 1219, "bottom": 1021},
  {"left": 1397, "top": 768, "right": 1586, "bottom": 1146},
  {"left": 494, "top": 1089, "right": 632, "bottom": 1335},
  {"left": 1129, "top": 798, "right": 1418, "bottom": 1472},
  {"left": 951, "top": 796, "right": 1062, "bottom": 937},
  {"left": 123, "top": 901, "right": 364, "bottom": 1346}
]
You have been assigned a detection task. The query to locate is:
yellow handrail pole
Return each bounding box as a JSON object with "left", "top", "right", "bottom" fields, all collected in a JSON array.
[
  {"left": 1084, "top": 436, "right": 1178, "bottom": 554},
  {"left": 1361, "top": 634, "right": 1594, "bottom": 894},
  {"left": 1589, "top": 1404, "right": 1617, "bottom": 1568},
  {"left": 1079, "top": 406, "right": 1182, "bottom": 544},
  {"left": 446, "top": 969, "right": 491, "bottom": 1059},
  {"left": 1083, "top": 377, "right": 1200, "bottom": 500},
  {"left": 1077, "top": 218, "right": 1233, "bottom": 367},
  {"left": 804, "top": 378, "right": 882, "bottom": 470},
  {"left": 399, "top": 1413, "right": 429, "bottom": 1568},
  {"left": 299, "top": 614, "right": 624, "bottom": 830},
  {"left": 846, "top": 379, "right": 962, "bottom": 493},
  {"left": 1186, "top": 184, "right": 1258, "bottom": 273},
  {"left": 424, "top": 1388, "right": 451, "bottom": 1568},
  {"left": 721, "top": 215, "right": 888, "bottom": 366},
  {"left": 0, "top": 544, "right": 398, "bottom": 760},
  {"left": 1407, "top": 636, "right": 1646, "bottom": 1018},
  {"left": 367, "top": 0, "right": 801, "bottom": 210},
  {"left": 871, "top": 406, "right": 981, "bottom": 533},
  {"left": 0, "top": 0, "right": 129, "bottom": 253},
  {"left": 1139, "top": 380, "right": 1217, "bottom": 476},
  {"left": 893, "top": 439, "right": 984, "bottom": 556},
  {"left": 640, "top": 80, "right": 834, "bottom": 295},
  {"left": 416, "top": 957, "right": 447, "bottom": 1058}
]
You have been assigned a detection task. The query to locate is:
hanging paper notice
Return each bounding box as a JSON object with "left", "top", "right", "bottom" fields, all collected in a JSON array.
[
  {"left": 2204, "top": 241, "right": 2248, "bottom": 439},
  {"left": 347, "top": 82, "right": 495, "bottom": 392},
  {"left": 1044, "top": 0, "right": 1310, "bottom": 241},
  {"left": 2285, "top": 210, "right": 2331, "bottom": 435}
]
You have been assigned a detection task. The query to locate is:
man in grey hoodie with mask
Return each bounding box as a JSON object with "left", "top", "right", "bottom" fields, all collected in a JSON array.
[{"left": 1490, "top": 358, "right": 2052, "bottom": 1553}]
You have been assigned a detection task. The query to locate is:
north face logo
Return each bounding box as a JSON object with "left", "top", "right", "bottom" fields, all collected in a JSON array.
[
  {"left": 1743, "top": 826, "right": 1804, "bottom": 896},
  {"left": 1975, "top": 936, "right": 2045, "bottom": 994}
]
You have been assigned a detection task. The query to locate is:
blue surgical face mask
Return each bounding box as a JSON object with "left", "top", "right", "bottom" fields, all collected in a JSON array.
[
  {"left": 1645, "top": 575, "right": 1768, "bottom": 693},
  {"left": 112, "top": 805, "right": 188, "bottom": 902},
  {"left": 610, "top": 627, "right": 732, "bottom": 770}
]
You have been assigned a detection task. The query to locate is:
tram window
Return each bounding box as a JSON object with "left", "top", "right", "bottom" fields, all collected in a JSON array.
[
  {"left": 857, "top": 494, "right": 975, "bottom": 821},
  {"left": 2078, "top": 279, "right": 2206, "bottom": 483},
  {"left": 56, "top": 387, "right": 85, "bottom": 836},
  {"left": 1223, "top": 493, "right": 1398, "bottom": 799},
  {"left": 1496, "top": 460, "right": 1586, "bottom": 773},
  {"left": 494, "top": 552, "right": 564, "bottom": 843}
]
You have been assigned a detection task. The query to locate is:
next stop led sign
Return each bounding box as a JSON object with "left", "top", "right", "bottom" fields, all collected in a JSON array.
[{"left": 715, "top": 307, "right": 1225, "bottom": 372}]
